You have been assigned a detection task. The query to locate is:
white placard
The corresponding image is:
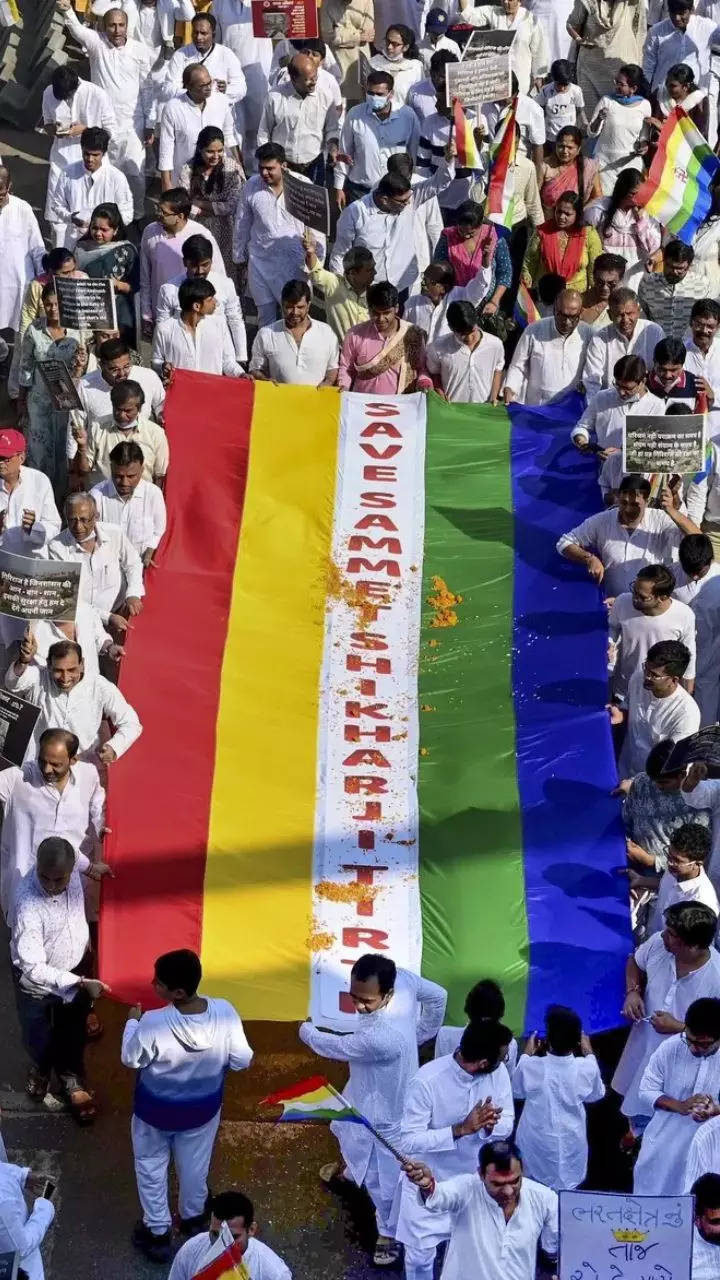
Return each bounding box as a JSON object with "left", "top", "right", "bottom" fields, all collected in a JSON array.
[{"left": 559, "top": 1191, "right": 694, "bottom": 1280}]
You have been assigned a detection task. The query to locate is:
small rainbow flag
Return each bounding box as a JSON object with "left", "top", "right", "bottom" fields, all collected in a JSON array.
[
  {"left": 635, "top": 106, "right": 720, "bottom": 245},
  {"left": 191, "top": 1224, "right": 250, "bottom": 1280},
  {"left": 486, "top": 99, "right": 517, "bottom": 229},
  {"left": 261, "top": 1075, "right": 366, "bottom": 1124},
  {"left": 513, "top": 280, "right": 540, "bottom": 329},
  {"left": 453, "top": 97, "right": 480, "bottom": 168}
]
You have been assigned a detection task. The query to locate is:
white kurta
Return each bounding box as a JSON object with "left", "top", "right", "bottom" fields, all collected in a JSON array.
[
  {"left": 612, "top": 931, "right": 720, "bottom": 1118},
  {"left": 590, "top": 97, "right": 651, "bottom": 196},
  {"left": 156, "top": 269, "right": 247, "bottom": 361},
  {"left": 5, "top": 664, "right": 142, "bottom": 761},
  {"left": 571, "top": 388, "right": 666, "bottom": 497},
  {"left": 158, "top": 92, "right": 238, "bottom": 184},
  {"left": 467, "top": 7, "right": 549, "bottom": 96},
  {"left": 211, "top": 0, "right": 272, "bottom": 143},
  {"left": 634, "top": 1034, "right": 720, "bottom": 1195},
  {"left": 32, "top": 600, "right": 111, "bottom": 683},
  {"left": 421, "top": 1173, "right": 558, "bottom": 1280},
  {"left": 582, "top": 318, "right": 665, "bottom": 399},
  {"left": 396, "top": 1054, "right": 514, "bottom": 1254},
  {"left": 0, "top": 1163, "right": 54, "bottom": 1280},
  {"left": 619, "top": 670, "right": 701, "bottom": 778},
  {"left": 152, "top": 314, "right": 242, "bottom": 377},
  {"left": 525, "top": 0, "right": 574, "bottom": 61},
  {"left": 685, "top": 1113, "right": 720, "bottom": 1189},
  {"left": 556, "top": 507, "right": 685, "bottom": 598},
  {"left": 163, "top": 41, "right": 247, "bottom": 104},
  {"left": 0, "top": 197, "right": 46, "bottom": 332},
  {"left": 503, "top": 317, "right": 591, "bottom": 405},
  {"left": 168, "top": 1234, "right": 291, "bottom": 1280},
  {"left": 608, "top": 595, "right": 697, "bottom": 704},
  {"left": 42, "top": 80, "right": 117, "bottom": 224},
  {"left": 684, "top": 779, "right": 720, "bottom": 891},
  {"left": 233, "top": 175, "right": 326, "bottom": 312},
  {"left": 434, "top": 1025, "right": 520, "bottom": 1073},
  {"left": 50, "top": 158, "right": 134, "bottom": 245},
  {"left": 513, "top": 1053, "right": 605, "bottom": 1191},
  {"left": 675, "top": 563, "right": 720, "bottom": 726}
]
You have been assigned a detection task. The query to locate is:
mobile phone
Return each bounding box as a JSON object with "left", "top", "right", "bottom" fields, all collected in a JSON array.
[{"left": 41, "top": 1180, "right": 56, "bottom": 1200}]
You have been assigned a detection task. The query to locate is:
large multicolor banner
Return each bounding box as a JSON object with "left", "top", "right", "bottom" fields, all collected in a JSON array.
[{"left": 100, "top": 377, "right": 631, "bottom": 1032}]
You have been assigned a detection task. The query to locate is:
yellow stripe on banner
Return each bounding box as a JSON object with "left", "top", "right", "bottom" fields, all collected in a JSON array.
[{"left": 202, "top": 384, "right": 340, "bottom": 1019}]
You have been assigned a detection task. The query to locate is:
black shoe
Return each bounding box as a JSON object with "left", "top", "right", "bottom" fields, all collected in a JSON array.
[
  {"left": 132, "top": 1222, "right": 172, "bottom": 1263},
  {"left": 179, "top": 1211, "right": 209, "bottom": 1237}
]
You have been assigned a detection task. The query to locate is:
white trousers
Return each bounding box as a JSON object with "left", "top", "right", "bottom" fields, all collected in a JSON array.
[
  {"left": 131, "top": 1111, "right": 221, "bottom": 1233},
  {"left": 404, "top": 1250, "right": 435, "bottom": 1280},
  {"left": 108, "top": 128, "right": 146, "bottom": 221},
  {"left": 364, "top": 1148, "right": 395, "bottom": 1238}
]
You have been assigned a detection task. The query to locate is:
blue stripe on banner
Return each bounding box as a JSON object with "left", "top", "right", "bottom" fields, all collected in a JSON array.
[{"left": 508, "top": 392, "right": 632, "bottom": 1034}]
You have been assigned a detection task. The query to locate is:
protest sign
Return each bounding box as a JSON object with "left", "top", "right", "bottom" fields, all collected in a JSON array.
[
  {"left": 251, "top": 0, "right": 318, "bottom": 38},
  {"left": 623, "top": 413, "right": 705, "bottom": 474},
  {"left": 283, "top": 169, "right": 330, "bottom": 237},
  {"left": 559, "top": 1191, "right": 694, "bottom": 1280},
  {"left": 447, "top": 30, "right": 515, "bottom": 105},
  {"left": 0, "top": 689, "right": 41, "bottom": 767},
  {"left": 662, "top": 725, "right": 720, "bottom": 773},
  {"left": 358, "top": 49, "right": 371, "bottom": 91},
  {"left": 37, "top": 358, "right": 82, "bottom": 411},
  {"left": 54, "top": 275, "right": 117, "bottom": 330},
  {"left": 0, "top": 550, "right": 81, "bottom": 623}
]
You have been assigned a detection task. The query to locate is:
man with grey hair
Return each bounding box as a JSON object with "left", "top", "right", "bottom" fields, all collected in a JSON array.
[
  {"left": 583, "top": 288, "right": 665, "bottom": 400},
  {"left": 503, "top": 289, "right": 590, "bottom": 406},
  {"left": 49, "top": 492, "right": 144, "bottom": 627}
]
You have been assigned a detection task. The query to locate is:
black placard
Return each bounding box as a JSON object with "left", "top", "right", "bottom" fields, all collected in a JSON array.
[
  {"left": 37, "top": 358, "right": 82, "bottom": 411},
  {"left": 283, "top": 170, "right": 330, "bottom": 238},
  {"left": 54, "top": 274, "right": 117, "bottom": 330}
]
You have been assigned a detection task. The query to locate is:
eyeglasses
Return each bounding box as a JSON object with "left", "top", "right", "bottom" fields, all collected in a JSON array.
[{"left": 681, "top": 1031, "right": 720, "bottom": 1056}]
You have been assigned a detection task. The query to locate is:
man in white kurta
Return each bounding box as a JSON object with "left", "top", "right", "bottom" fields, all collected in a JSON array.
[
  {"left": 675, "top": 537, "right": 720, "bottom": 726},
  {"left": 42, "top": 68, "right": 117, "bottom": 248},
  {"left": 403, "top": 1140, "right": 558, "bottom": 1280},
  {"left": 464, "top": 2, "right": 548, "bottom": 95},
  {"left": 503, "top": 292, "right": 590, "bottom": 406},
  {"left": 0, "top": 176, "right": 46, "bottom": 335},
  {"left": 618, "top": 655, "right": 700, "bottom": 778},
  {"left": 572, "top": 380, "right": 666, "bottom": 500},
  {"left": 634, "top": 1001, "right": 720, "bottom": 1195},
  {"left": 582, "top": 291, "right": 664, "bottom": 399},
  {"left": 158, "top": 67, "right": 238, "bottom": 188},
  {"left": 0, "top": 728, "right": 105, "bottom": 921},
  {"left": 50, "top": 143, "right": 133, "bottom": 248},
  {"left": 163, "top": 18, "right": 247, "bottom": 107},
  {"left": 49, "top": 495, "right": 145, "bottom": 622},
  {"left": 686, "top": 1116, "right": 720, "bottom": 1189},
  {"left": 396, "top": 1023, "right": 514, "bottom": 1280},
  {"left": 156, "top": 263, "right": 247, "bottom": 362},
  {"left": 299, "top": 957, "right": 446, "bottom": 1262},
  {"left": 152, "top": 279, "right": 243, "bottom": 377}
]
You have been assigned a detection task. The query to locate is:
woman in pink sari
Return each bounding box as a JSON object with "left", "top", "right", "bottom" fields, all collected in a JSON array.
[{"left": 539, "top": 125, "right": 602, "bottom": 219}]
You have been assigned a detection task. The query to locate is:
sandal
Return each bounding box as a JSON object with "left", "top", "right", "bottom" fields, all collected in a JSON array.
[
  {"left": 67, "top": 1087, "right": 98, "bottom": 1126},
  {"left": 25, "top": 1068, "right": 49, "bottom": 1099},
  {"left": 373, "top": 1236, "right": 402, "bottom": 1267},
  {"left": 319, "top": 1160, "right": 347, "bottom": 1186},
  {"left": 86, "top": 1010, "right": 104, "bottom": 1040}
]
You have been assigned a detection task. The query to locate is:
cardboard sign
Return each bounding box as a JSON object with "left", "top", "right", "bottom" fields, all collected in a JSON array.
[
  {"left": 662, "top": 725, "right": 720, "bottom": 773},
  {"left": 0, "top": 690, "right": 41, "bottom": 767},
  {"left": 283, "top": 169, "right": 330, "bottom": 237},
  {"left": 251, "top": 0, "right": 318, "bottom": 39},
  {"left": 54, "top": 275, "right": 117, "bottom": 331},
  {"left": 559, "top": 1191, "right": 694, "bottom": 1280},
  {"left": 37, "top": 358, "right": 82, "bottom": 412},
  {"left": 623, "top": 413, "right": 705, "bottom": 475},
  {"left": 0, "top": 551, "right": 81, "bottom": 623},
  {"left": 448, "top": 29, "right": 515, "bottom": 105}
]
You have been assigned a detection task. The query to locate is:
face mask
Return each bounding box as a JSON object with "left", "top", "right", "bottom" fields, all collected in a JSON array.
[{"left": 367, "top": 93, "right": 389, "bottom": 111}]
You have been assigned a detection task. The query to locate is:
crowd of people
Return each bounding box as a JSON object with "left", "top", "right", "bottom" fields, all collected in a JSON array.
[{"left": 3, "top": 0, "right": 720, "bottom": 1275}]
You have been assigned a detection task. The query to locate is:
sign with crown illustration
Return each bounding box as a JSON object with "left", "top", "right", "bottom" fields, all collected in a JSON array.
[{"left": 560, "top": 1192, "right": 694, "bottom": 1280}]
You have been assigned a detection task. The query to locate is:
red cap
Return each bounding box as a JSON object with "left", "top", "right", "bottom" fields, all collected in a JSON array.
[{"left": 0, "top": 429, "right": 26, "bottom": 458}]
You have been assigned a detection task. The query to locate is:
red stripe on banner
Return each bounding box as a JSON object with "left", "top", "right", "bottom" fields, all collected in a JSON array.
[{"left": 99, "top": 372, "right": 254, "bottom": 1006}]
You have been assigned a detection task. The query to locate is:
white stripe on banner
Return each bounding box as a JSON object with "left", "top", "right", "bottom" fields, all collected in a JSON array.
[{"left": 310, "top": 392, "right": 427, "bottom": 1029}]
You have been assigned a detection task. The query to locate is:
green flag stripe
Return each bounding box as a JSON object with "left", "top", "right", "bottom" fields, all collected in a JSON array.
[{"left": 418, "top": 396, "right": 529, "bottom": 1030}]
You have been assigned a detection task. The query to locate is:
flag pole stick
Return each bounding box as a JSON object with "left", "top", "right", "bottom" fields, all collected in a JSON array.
[{"left": 325, "top": 1081, "right": 407, "bottom": 1164}]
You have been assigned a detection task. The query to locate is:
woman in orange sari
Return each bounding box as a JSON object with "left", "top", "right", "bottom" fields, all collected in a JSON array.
[{"left": 522, "top": 192, "right": 603, "bottom": 294}]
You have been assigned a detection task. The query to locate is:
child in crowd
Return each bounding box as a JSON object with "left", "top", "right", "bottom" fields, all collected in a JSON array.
[
  {"left": 513, "top": 1004, "right": 605, "bottom": 1190},
  {"left": 434, "top": 977, "right": 518, "bottom": 1072},
  {"left": 535, "top": 60, "right": 588, "bottom": 143}
]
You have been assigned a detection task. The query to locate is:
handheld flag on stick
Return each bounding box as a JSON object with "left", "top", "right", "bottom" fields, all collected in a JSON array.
[
  {"left": 261, "top": 1075, "right": 407, "bottom": 1162},
  {"left": 452, "top": 98, "right": 481, "bottom": 169},
  {"left": 634, "top": 106, "right": 720, "bottom": 245},
  {"left": 513, "top": 280, "right": 540, "bottom": 330},
  {"left": 191, "top": 1224, "right": 250, "bottom": 1280},
  {"left": 485, "top": 98, "right": 517, "bottom": 229}
]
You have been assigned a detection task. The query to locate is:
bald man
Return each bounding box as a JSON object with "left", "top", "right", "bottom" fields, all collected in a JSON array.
[
  {"left": 58, "top": 0, "right": 156, "bottom": 221},
  {"left": 158, "top": 63, "right": 239, "bottom": 189},
  {"left": 257, "top": 52, "right": 341, "bottom": 184},
  {"left": 503, "top": 289, "right": 591, "bottom": 406}
]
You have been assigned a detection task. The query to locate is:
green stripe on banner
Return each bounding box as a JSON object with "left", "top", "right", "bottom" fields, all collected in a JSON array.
[{"left": 418, "top": 395, "right": 529, "bottom": 1031}]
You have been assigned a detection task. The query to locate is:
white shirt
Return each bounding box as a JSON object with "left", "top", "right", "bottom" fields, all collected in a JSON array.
[
  {"left": 692, "top": 1229, "right": 720, "bottom": 1280},
  {"left": 152, "top": 313, "right": 242, "bottom": 377},
  {"left": 90, "top": 477, "right": 167, "bottom": 554},
  {"left": 0, "top": 1163, "right": 54, "bottom": 1280},
  {"left": 608, "top": 594, "right": 697, "bottom": 703},
  {"left": 163, "top": 40, "right": 247, "bottom": 103},
  {"left": 334, "top": 102, "right": 420, "bottom": 191},
  {"left": 11, "top": 866, "right": 89, "bottom": 1000},
  {"left": 257, "top": 79, "right": 340, "bottom": 164},
  {"left": 422, "top": 1173, "right": 558, "bottom": 1280},
  {"left": 684, "top": 778, "right": 720, "bottom": 890},
  {"left": 582, "top": 319, "right": 665, "bottom": 400},
  {"left": 684, "top": 335, "right": 720, "bottom": 399},
  {"left": 634, "top": 1034, "right": 720, "bottom": 1194},
  {"left": 685, "top": 1113, "right": 720, "bottom": 1189},
  {"left": 643, "top": 16, "right": 720, "bottom": 90},
  {"left": 467, "top": 5, "right": 548, "bottom": 96},
  {"left": 42, "top": 79, "right": 116, "bottom": 186},
  {"left": 513, "top": 1053, "right": 605, "bottom": 1191},
  {"left": 0, "top": 467, "right": 61, "bottom": 557},
  {"left": 5, "top": 663, "right": 142, "bottom": 761},
  {"left": 0, "top": 197, "right": 47, "bottom": 332},
  {"left": 50, "top": 157, "right": 133, "bottom": 239},
  {"left": 434, "top": 1026, "right": 519, "bottom": 1074},
  {"left": 556, "top": 507, "right": 685, "bottom": 597},
  {"left": 611, "top": 930, "right": 720, "bottom": 1118},
  {"left": 249, "top": 319, "right": 339, "bottom": 386},
  {"left": 168, "top": 1234, "right": 291, "bottom": 1280},
  {"left": 403, "top": 268, "right": 494, "bottom": 345},
  {"left": 572, "top": 387, "right": 667, "bottom": 496},
  {"left": 619, "top": 668, "right": 701, "bottom": 778},
  {"left": 78, "top": 365, "right": 166, "bottom": 425},
  {"left": 158, "top": 91, "right": 238, "bottom": 183},
  {"left": 0, "top": 759, "right": 105, "bottom": 921},
  {"left": 675, "top": 563, "right": 720, "bottom": 726},
  {"left": 156, "top": 269, "right": 247, "bottom": 362},
  {"left": 426, "top": 331, "right": 505, "bottom": 404},
  {"left": 64, "top": 8, "right": 155, "bottom": 133},
  {"left": 535, "top": 82, "right": 584, "bottom": 140},
  {"left": 49, "top": 522, "right": 145, "bottom": 619},
  {"left": 504, "top": 317, "right": 590, "bottom": 406},
  {"left": 32, "top": 600, "right": 112, "bottom": 683},
  {"left": 649, "top": 868, "right": 719, "bottom": 937}
]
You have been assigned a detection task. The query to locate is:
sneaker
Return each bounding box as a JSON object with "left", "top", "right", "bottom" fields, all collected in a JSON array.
[{"left": 131, "top": 1222, "right": 172, "bottom": 1263}]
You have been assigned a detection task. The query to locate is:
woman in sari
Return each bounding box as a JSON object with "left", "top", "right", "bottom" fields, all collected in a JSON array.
[
  {"left": 74, "top": 203, "right": 140, "bottom": 348},
  {"left": 539, "top": 126, "right": 602, "bottom": 218},
  {"left": 523, "top": 191, "right": 603, "bottom": 293},
  {"left": 433, "top": 201, "right": 512, "bottom": 315},
  {"left": 566, "top": 0, "right": 646, "bottom": 117},
  {"left": 179, "top": 125, "right": 244, "bottom": 274},
  {"left": 17, "top": 283, "right": 86, "bottom": 499}
]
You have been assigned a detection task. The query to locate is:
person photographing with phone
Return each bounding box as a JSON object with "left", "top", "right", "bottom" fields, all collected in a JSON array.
[{"left": 0, "top": 1162, "right": 56, "bottom": 1280}]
